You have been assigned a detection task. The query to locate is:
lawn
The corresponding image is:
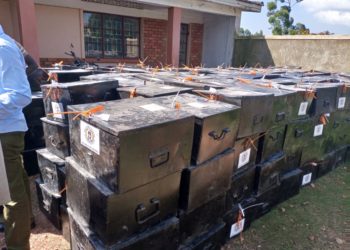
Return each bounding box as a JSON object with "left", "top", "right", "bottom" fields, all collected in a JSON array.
[{"left": 224, "top": 165, "right": 350, "bottom": 250}]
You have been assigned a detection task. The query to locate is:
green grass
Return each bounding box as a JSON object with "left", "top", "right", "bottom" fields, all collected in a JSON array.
[{"left": 223, "top": 166, "right": 350, "bottom": 250}]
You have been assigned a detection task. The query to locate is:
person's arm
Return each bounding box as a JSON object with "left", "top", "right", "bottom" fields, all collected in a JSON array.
[
  {"left": 0, "top": 46, "right": 32, "bottom": 115},
  {"left": 15, "top": 40, "right": 39, "bottom": 75}
]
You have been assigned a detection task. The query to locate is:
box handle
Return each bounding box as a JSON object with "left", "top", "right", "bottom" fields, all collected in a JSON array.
[
  {"left": 44, "top": 166, "right": 55, "bottom": 180},
  {"left": 149, "top": 149, "right": 169, "bottom": 168},
  {"left": 43, "top": 199, "right": 51, "bottom": 212},
  {"left": 48, "top": 135, "right": 64, "bottom": 149},
  {"left": 275, "top": 112, "right": 286, "bottom": 122},
  {"left": 269, "top": 132, "right": 281, "bottom": 142},
  {"left": 253, "top": 115, "right": 264, "bottom": 125},
  {"left": 135, "top": 198, "right": 160, "bottom": 225},
  {"left": 208, "top": 128, "right": 230, "bottom": 141},
  {"left": 294, "top": 129, "right": 303, "bottom": 138},
  {"left": 268, "top": 173, "right": 280, "bottom": 187},
  {"left": 323, "top": 100, "right": 330, "bottom": 107}
]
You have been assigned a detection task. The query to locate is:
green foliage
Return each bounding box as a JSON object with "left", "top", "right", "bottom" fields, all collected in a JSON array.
[
  {"left": 238, "top": 28, "right": 264, "bottom": 37},
  {"left": 239, "top": 28, "right": 252, "bottom": 37},
  {"left": 267, "top": 0, "right": 308, "bottom": 35}
]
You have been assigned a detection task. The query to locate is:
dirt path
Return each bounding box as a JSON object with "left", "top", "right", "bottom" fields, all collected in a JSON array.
[{"left": 0, "top": 176, "right": 70, "bottom": 250}]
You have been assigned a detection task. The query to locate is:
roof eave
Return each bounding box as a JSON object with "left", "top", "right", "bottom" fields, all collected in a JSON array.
[{"left": 206, "top": 0, "right": 263, "bottom": 12}]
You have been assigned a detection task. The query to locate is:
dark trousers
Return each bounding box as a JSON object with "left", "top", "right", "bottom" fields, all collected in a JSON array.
[{"left": 1, "top": 132, "right": 31, "bottom": 250}]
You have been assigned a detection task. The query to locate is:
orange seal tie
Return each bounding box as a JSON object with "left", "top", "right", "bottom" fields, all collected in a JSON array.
[
  {"left": 130, "top": 88, "right": 137, "bottom": 98},
  {"left": 342, "top": 84, "right": 348, "bottom": 94},
  {"left": 184, "top": 76, "right": 194, "bottom": 82},
  {"left": 237, "top": 77, "right": 252, "bottom": 84},
  {"left": 237, "top": 209, "right": 245, "bottom": 242},
  {"left": 319, "top": 114, "right": 328, "bottom": 125},
  {"left": 47, "top": 72, "right": 58, "bottom": 82},
  {"left": 174, "top": 101, "right": 181, "bottom": 110},
  {"left": 59, "top": 185, "right": 67, "bottom": 195},
  {"left": 52, "top": 61, "right": 63, "bottom": 67},
  {"left": 209, "top": 93, "right": 217, "bottom": 101},
  {"left": 304, "top": 90, "right": 316, "bottom": 100},
  {"left": 47, "top": 105, "right": 105, "bottom": 120},
  {"left": 243, "top": 137, "right": 257, "bottom": 151},
  {"left": 194, "top": 91, "right": 218, "bottom": 101}
]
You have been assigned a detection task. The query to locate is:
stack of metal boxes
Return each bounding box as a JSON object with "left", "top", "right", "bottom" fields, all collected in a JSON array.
[
  {"left": 66, "top": 97, "right": 195, "bottom": 249},
  {"left": 160, "top": 94, "right": 240, "bottom": 248},
  {"left": 35, "top": 77, "right": 119, "bottom": 236},
  {"left": 30, "top": 67, "right": 350, "bottom": 249}
]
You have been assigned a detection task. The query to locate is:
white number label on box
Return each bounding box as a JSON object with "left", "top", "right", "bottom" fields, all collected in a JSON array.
[
  {"left": 230, "top": 219, "right": 245, "bottom": 238},
  {"left": 302, "top": 173, "right": 312, "bottom": 186},
  {"left": 51, "top": 102, "right": 64, "bottom": 119},
  {"left": 93, "top": 113, "right": 110, "bottom": 121},
  {"left": 187, "top": 102, "right": 208, "bottom": 109},
  {"left": 298, "top": 102, "right": 308, "bottom": 116},
  {"left": 160, "top": 86, "right": 175, "bottom": 90},
  {"left": 338, "top": 97, "right": 346, "bottom": 109},
  {"left": 80, "top": 121, "right": 100, "bottom": 155},
  {"left": 238, "top": 148, "right": 251, "bottom": 169},
  {"left": 313, "top": 124, "right": 324, "bottom": 137},
  {"left": 140, "top": 103, "right": 166, "bottom": 112}
]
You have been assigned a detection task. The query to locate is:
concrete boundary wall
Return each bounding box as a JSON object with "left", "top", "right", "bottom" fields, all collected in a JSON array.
[{"left": 234, "top": 36, "right": 350, "bottom": 72}]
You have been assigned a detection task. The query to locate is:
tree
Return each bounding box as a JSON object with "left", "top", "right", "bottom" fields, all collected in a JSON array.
[
  {"left": 267, "top": 0, "right": 307, "bottom": 35},
  {"left": 238, "top": 28, "right": 264, "bottom": 37},
  {"left": 239, "top": 28, "right": 252, "bottom": 37}
]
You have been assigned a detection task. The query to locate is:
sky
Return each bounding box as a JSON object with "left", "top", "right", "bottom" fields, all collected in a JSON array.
[{"left": 241, "top": 0, "right": 350, "bottom": 35}]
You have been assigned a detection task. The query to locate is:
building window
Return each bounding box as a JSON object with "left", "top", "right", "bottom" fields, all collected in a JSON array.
[
  {"left": 179, "top": 24, "right": 189, "bottom": 66},
  {"left": 83, "top": 12, "right": 140, "bottom": 59}
]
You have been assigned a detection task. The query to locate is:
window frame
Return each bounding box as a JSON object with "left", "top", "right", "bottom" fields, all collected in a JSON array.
[{"left": 83, "top": 11, "right": 141, "bottom": 59}]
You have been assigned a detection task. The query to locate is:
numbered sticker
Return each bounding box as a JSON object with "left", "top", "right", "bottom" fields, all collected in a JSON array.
[
  {"left": 160, "top": 86, "right": 175, "bottom": 90},
  {"left": 80, "top": 121, "right": 100, "bottom": 155},
  {"left": 298, "top": 102, "right": 308, "bottom": 116},
  {"left": 187, "top": 102, "right": 208, "bottom": 109},
  {"left": 51, "top": 102, "right": 64, "bottom": 119},
  {"left": 302, "top": 173, "right": 312, "bottom": 186},
  {"left": 338, "top": 97, "right": 346, "bottom": 109},
  {"left": 140, "top": 103, "right": 166, "bottom": 112},
  {"left": 93, "top": 113, "right": 110, "bottom": 121},
  {"left": 238, "top": 148, "right": 251, "bottom": 169},
  {"left": 313, "top": 124, "right": 324, "bottom": 137},
  {"left": 230, "top": 219, "right": 245, "bottom": 238}
]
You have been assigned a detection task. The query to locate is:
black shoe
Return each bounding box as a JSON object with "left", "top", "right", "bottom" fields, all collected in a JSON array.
[{"left": 0, "top": 220, "right": 34, "bottom": 232}]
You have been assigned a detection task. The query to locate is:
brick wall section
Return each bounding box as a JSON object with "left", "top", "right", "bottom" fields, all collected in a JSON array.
[
  {"left": 189, "top": 23, "right": 203, "bottom": 67},
  {"left": 40, "top": 19, "right": 203, "bottom": 68},
  {"left": 143, "top": 18, "right": 168, "bottom": 67}
]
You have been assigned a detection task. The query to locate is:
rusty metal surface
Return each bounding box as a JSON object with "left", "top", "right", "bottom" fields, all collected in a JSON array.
[
  {"left": 179, "top": 149, "right": 234, "bottom": 213},
  {"left": 36, "top": 148, "right": 65, "bottom": 194},
  {"left": 41, "top": 118, "right": 70, "bottom": 158},
  {"left": 69, "top": 97, "right": 194, "bottom": 193},
  {"left": 66, "top": 157, "right": 181, "bottom": 245}
]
